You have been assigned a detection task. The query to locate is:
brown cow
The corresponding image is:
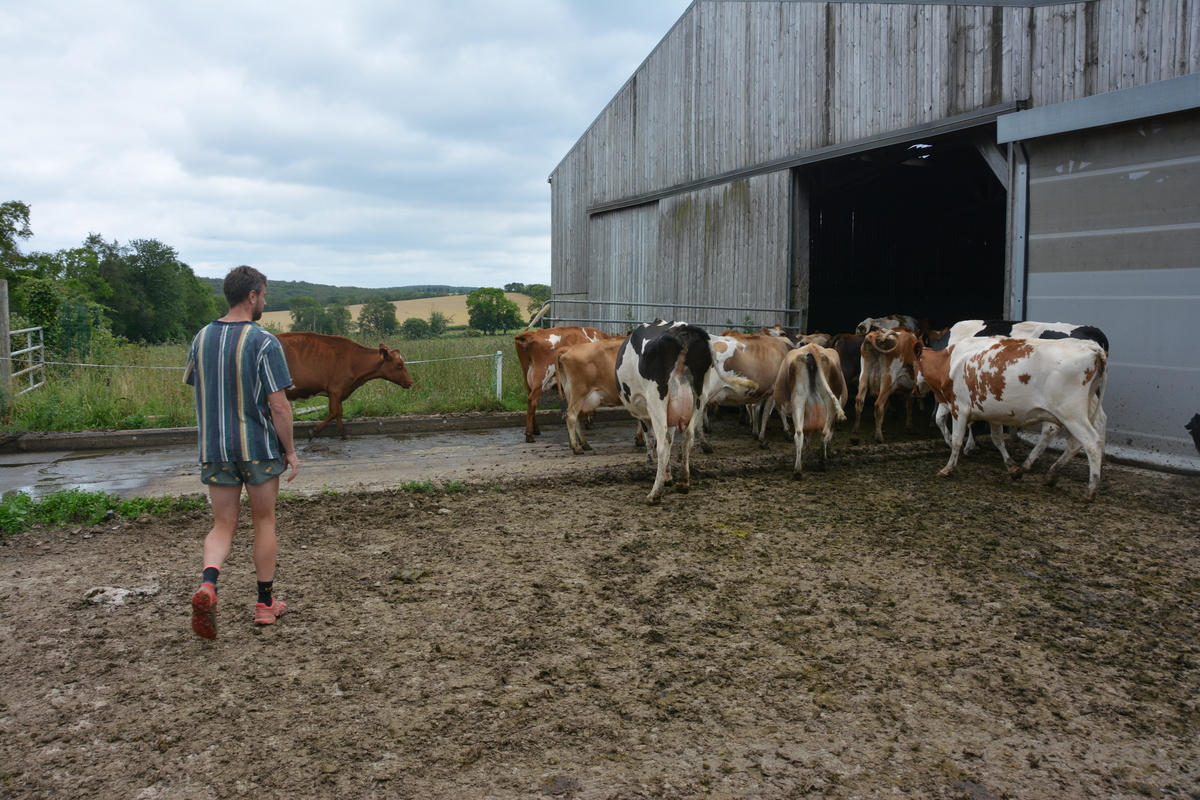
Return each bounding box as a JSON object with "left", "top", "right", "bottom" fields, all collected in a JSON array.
[
  {"left": 850, "top": 328, "right": 923, "bottom": 445},
  {"left": 276, "top": 332, "right": 413, "bottom": 440},
  {"left": 773, "top": 343, "right": 847, "bottom": 478},
  {"left": 514, "top": 326, "right": 618, "bottom": 443},
  {"left": 555, "top": 336, "right": 628, "bottom": 455},
  {"left": 708, "top": 332, "right": 794, "bottom": 447}
]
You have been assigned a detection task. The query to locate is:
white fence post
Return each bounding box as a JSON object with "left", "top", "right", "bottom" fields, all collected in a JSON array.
[
  {"left": 494, "top": 351, "right": 503, "bottom": 402},
  {"left": 1, "top": 279, "right": 10, "bottom": 392}
]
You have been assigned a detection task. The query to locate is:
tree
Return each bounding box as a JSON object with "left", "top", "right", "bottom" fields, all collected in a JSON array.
[
  {"left": 466, "top": 288, "right": 523, "bottom": 335},
  {"left": 288, "top": 296, "right": 326, "bottom": 332},
  {"left": 358, "top": 295, "right": 399, "bottom": 338},
  {"left": 401, "top": 317, "right": 430, "bottom": 339},
  {"left": 427, "top": 308, "right": 451, "bottom": 337},
  {"left": 503, "top": 282, "right": 526, "bottom": 293},
  {"left": 1, "top": 200, "right": 32, "bottom": 273},
  {"left": 325, "top": 300, "right": 352, "bottom": 336},
  {"left": 525, "top": 283, "right": 551, "bottom": 316}
]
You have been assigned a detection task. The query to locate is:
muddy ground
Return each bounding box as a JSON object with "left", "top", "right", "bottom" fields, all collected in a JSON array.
[{"left": 1, "top": 415, "right": 1199, "bottom": 799}]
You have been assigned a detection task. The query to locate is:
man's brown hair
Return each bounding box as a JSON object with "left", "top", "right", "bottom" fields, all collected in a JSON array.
[{"left": 223, "top": 265, "right": 267, "bottom": 309}]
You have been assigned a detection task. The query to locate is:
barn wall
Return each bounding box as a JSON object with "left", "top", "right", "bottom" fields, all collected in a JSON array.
[{"left": 550, "top": 0, "right": 1200, "bottom": 328}]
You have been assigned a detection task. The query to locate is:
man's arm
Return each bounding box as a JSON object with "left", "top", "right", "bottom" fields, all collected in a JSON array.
[{"left": 267, "top": 388, "right": 300, "bottom": 482}]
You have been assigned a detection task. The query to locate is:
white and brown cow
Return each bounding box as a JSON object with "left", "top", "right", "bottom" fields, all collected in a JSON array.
[
  {"left": 914, "top": 336, "right": 1108, "bottom": 499},
  {"left": 855, "top": 314, "right": 921, "bottom": 335},
  {"left": 514, "top": 326, "right": 618, "bottom": 443},
  {"left": 616, "top": 320, "right": 715, "bottom": 504},
  {"left": 773, "top": 343, "right": 847, "bottom": 479},
  {"left": 932, "top": 319, "right": 1110, "bottom": 468},
  {"left": 851, "top": 328, "right": 924, "bottom": 445},
  {"left": 554, "top": 336, "right": 628, "bottom": 455},
  {"left": 705, "top": 332, "right": 793, "bottom": 448}
]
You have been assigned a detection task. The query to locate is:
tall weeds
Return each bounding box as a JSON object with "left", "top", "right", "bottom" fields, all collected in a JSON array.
[{"left": 3, "top": 333, "right": 531, "bottom": 432}]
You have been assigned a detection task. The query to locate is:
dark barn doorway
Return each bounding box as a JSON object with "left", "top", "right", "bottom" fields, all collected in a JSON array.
[{"left": 804, "top": 131, "right": 1007, "bottom": 335}]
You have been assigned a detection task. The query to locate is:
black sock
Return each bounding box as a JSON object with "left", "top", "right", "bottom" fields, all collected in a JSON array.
[
  {"left": 202, "top": 566, "right": 220, "bottom": 591},
  {"left": 257, "top": 580, "right": 274, "bottom": 606}
]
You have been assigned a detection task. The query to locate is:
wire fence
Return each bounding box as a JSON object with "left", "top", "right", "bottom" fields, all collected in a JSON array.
[{"left": 1, "top": 347, "right": 508, "bottom": 402}]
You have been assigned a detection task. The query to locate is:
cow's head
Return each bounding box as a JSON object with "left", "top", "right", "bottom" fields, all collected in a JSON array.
[{"left": 379, "top": 345, "right": 414, "bottom": 388}]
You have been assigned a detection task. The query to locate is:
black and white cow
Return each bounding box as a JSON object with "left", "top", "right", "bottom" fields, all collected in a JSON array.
[
  {"left": 948, "top": 319, "right": 1109, "bottom": 353},
  {"left": 615, "top": 320, "right": 714, "bottom": 503}
]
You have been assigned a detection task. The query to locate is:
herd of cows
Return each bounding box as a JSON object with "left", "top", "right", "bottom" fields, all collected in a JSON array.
[
  {"left": 514, "top": 315, "right": 1110, "bottom": 503},
  {"left": 268, "top": 315, "right": 1109, "bottom": 504}
]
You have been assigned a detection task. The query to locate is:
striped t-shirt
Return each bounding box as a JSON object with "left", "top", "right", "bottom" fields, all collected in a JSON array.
[{"left": 184, "top": 321, "right": 293, "bottom": 463}]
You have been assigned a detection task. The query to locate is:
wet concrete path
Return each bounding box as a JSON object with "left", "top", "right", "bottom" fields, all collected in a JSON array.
[{"left": 0, "top": 413, "right": 673, "bottom": 499}]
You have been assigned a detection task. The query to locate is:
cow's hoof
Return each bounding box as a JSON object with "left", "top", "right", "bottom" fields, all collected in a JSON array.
[
  {"left": 675, "top": 483, "right": 690, "bottom": 494},
  {"left": 849, "top": 436, "right": 860, "bottom": 446},
  {"left": 525, "top": 435, "right": 536, "bottom": 443},
  {"left": 582, "top": 442, "right": 593, "bottom": 451},
  {"left": 936, "top": 469, "right": 952, "bottom": 478},
  {"left": 647, "top": 495, "right": 663, "bottom": 505},
  {"left": 792, "top": 471, "right": 803, "bottom": 481},
  {"left": 758, "top": 440, "right": 769, "bottom": 450},
  {"left": 1009, "top": 467, "right": 1025, "bottom": 481}
]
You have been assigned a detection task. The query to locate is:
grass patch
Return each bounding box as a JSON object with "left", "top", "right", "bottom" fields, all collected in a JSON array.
[
  {"left": 2, "top": 333, "right": 531, "bottom": 433},
  {"left": 0, "top": 488, "right": 205, "bottom": 536}
]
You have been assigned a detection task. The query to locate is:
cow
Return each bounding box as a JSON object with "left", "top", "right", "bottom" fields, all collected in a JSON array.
[
  {"left": 948, "top": 319, "right": 1110, "bottom": 353},
  {"left": 939, "top": 320, "right": 1111, "bottom": 468},
  {"left": 773, "top": 343, "right": 847, "bottom": 478},
  {"left": 850, "top": 328, "right": 923, "bottom": 445},
  {"left": 554, "top": 336, "right": 628, "bottom": 455},
  {"left": 830, "top": 333, "right": 866, "bottom": 404},
  {"left": 615, "top": 320, "right": 714, "bottom": 503},
  {"left": 1187, "top": 413, "right": 1200, "bottom": 457},
  {"left": 705, "top": 332, "right": 793, "bottom": 448},
  {"left": 913, "top": 336, "right": 1108, "bottom": 499},
  {"left": 762, "top": 324, "right": 833, "bottom": 349},
  {"left": 276, "top": 332, "right": 413, "bottom": 440},
  {"left": 855, "top": 314, "right": 921, "bottom": 335},
  {"left": 514, "top": 326, "right": 618, "bottom": 443}
]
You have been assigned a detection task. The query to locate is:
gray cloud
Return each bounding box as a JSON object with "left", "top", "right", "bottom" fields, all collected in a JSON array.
[{"left": 0, "top": 0, "right": 689, "bottom": 287}]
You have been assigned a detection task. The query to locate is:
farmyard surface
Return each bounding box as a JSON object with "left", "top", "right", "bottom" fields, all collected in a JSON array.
[{"left": 1, "top": 427, "right": 1198, "bottom": 799}]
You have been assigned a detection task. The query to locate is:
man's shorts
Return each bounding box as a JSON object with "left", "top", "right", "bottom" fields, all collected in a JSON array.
[{"left": 201, "top": 458, "right": 287, "bottom": 487}]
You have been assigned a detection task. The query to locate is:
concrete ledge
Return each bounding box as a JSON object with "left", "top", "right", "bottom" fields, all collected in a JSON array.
[{"left": 0, "top": 407, "right": 634, "bottom": 453}]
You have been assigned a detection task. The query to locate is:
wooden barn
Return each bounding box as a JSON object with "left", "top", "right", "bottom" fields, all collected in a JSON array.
[{"left": 548, "top": 0, "right": 1200, "bottom": 471}]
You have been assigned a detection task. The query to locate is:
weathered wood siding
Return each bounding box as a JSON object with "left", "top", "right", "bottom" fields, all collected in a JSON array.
[{"left": 550, "top": 0, "right": 1199, "bottom": 329}]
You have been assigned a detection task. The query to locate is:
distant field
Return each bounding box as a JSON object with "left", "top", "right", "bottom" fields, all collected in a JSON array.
[{"left": 258, "top": 293, "right": 533, "bottom": 330}]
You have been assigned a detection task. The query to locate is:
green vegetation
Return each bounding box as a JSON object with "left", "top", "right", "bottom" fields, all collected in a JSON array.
[
  {"left": 1, "top": 332, "right": 532, "bottom": 433},
  {"left": 2, "top": 200, "right": 217, "bottom": 351},
  {"left": 197, "top": 277, "right": 478, "bottom": 313},
  {"left": 465, "top": 288, "right": 523, "bottom": 334},
  {"left": 0, "top": 488, "right": 205, "bottom": 536}
]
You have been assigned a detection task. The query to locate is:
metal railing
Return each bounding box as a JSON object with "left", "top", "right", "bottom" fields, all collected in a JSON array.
[
  {"left": 545, "top": 299, "right": 806, "bottom": 333},
  {"left": 8, "top": 327, "right": 46, "bottom": 395}
]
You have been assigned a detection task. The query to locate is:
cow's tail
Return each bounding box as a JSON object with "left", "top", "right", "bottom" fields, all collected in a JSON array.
[{"left": 1089, "top": 350, "right": 1108, "bottom": 423}]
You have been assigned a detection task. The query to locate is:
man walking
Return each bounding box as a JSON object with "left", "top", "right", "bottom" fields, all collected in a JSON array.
[{"left": 184, "top": 265, "right": 300, "bottom": 639}]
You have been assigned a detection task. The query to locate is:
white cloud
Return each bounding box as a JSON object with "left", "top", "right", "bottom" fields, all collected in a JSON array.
[{"left": 0, "top": 0, "right": 690, "bottom": 288}]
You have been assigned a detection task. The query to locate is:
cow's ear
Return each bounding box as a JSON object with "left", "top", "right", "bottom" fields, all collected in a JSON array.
[{"left": 378, "top": 345, "right": 388, "bottom": 358}]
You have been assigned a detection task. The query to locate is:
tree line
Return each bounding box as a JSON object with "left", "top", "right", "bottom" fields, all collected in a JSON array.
[
  {"left": 197, "top": 276, "right": 478, "bottom": 313},
  {"left": 2, "top": 199, "right": 552, "bottom": 355},
  {"left": 288, "top": 287, "right": 533, "bottom": 339},
  {"left": 2, "top": 201, "right": 217, "bottom": 357}
]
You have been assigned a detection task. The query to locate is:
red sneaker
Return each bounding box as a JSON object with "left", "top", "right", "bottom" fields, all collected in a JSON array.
[
  {"left": 190, "top": 583, "right": 218, "bottom": 640},
  {"left": 254, "top": 598, "right": 287, "bottom": 625}
]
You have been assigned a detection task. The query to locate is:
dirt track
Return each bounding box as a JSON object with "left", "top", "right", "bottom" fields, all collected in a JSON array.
[{"left": 1, "top": 417, "right": 1198, "bottom": 799}]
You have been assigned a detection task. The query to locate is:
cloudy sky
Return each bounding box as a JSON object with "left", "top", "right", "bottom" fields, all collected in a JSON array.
[{"left": 1, "top": 0, "right": 691, "bottom": 289}]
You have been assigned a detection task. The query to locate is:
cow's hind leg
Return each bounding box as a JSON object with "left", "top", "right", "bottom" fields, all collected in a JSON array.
[
  {"left": 987, "top": 424, "right": 1022, "bottom": 478},
  {"left": 646, "top": 415, "right": 674, "bottom": 504},
  {"left": 791, "top": 410, "right": 806, "bottom": 480}
]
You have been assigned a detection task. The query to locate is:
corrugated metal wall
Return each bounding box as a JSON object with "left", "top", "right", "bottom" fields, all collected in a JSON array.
[{"left": 551, "top": 0, "right": 1200, "bottom": 329}]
